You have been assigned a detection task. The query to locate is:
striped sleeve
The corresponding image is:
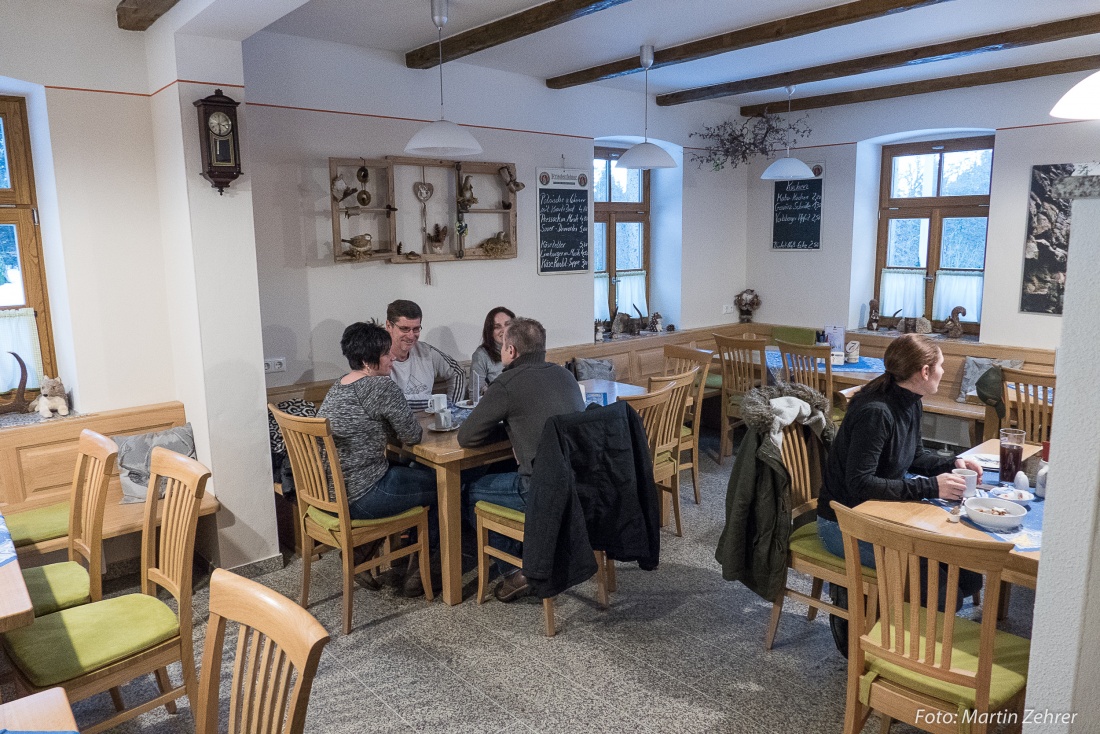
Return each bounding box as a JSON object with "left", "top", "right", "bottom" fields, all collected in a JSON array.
[{"left": 429, "top": 344, "right": 466, "bottom": 404}]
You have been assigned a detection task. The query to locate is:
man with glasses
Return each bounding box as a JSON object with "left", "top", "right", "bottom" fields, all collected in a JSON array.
[{"left": 385, "top": 299, "right": 465, "bottom": 411}]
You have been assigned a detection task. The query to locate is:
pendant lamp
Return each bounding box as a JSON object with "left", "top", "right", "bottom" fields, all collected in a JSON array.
[
  {"left": 1050, "top": 70, "right": 1100, "bottom": 119},
  {"left": 617, "top": 45, "right": 676, "bottom": 170},
  {"left": 405, "top": 0, "right": 481, "bottom": 157},
  {"left": 760, "top": 86, "right": 814, "bottom": 181}
]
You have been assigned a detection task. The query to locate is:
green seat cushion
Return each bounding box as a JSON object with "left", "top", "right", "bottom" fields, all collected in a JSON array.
[
  {"left": 305, "top": 505, "right": 424, "bottom": 531},
  {"left": 680, "top": 424, "right": 693, "bottom": 438},
  {"left": 655, "top": 450, "right": 675, "bottom": 466},
  {"left": 7, "top": 502, "right": 69, "bottom": 547},
  {"left": 773, "top": 327, "right": 817, "bottom": 346},
  {"left": 788, "top": 522, "right": 876, "bottom": 581},
  {"left": 3, "top": 593, "right": 179, "bottom": 687},
  {"left": 474, "top": 501, "right": 525, "bottom": 524},
  {"left": 727, "top": 393, "right": 744, "bottom": 413},
  {"left": 705, "top": 374, "right": 723, "bottom": 390},
  {"left": 862, "top": 604, "right": 1029, "bottom": 712},
  {"left": 22, "top": 561, "right": 90, "bottom": 617}
]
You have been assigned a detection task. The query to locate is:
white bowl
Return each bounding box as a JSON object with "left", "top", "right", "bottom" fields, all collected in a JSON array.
[
  {"left": 964, "top": 497, "right": 1026, "bottom": 532},
  {"left": 988, "top": 488, "right": 1035, "bottom": 506}
]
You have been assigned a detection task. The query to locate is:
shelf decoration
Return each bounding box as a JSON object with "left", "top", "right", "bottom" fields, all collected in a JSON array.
[{"left": 329, "top": 157, "right": 397, "bottom": 262}]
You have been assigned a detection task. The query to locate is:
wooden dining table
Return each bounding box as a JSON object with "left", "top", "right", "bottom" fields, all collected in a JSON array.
[
  {"left": 853, "top": 438, "right": 1044, "bottom": 589},
  {"left": 0, "top": 687, "right": 78, "bottom": 730},
  {"left": 0, "top": 511, "right": 34, "bottom": 634}
]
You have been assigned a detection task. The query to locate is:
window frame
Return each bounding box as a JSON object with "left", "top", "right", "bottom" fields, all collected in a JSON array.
[
  {"left": 875, "top": 135, "right": 994, "bottom": 335},
  {"left": 593, "top": 147, "right": 651, "bottom": 319},
  {"left": 0, "top": 96, "right": 56, "bottom": 382}
]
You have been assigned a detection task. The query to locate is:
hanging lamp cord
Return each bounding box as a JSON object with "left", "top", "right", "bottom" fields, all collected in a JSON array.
[{"left": 437, "top": 26, "right": 445, "bottom": 121}]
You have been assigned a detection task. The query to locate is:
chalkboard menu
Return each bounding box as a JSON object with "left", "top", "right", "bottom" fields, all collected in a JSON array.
[
  {"left": 772, "top": 177, "right": 822, "bottom": 250},
  {"left": 537, "top": 168, "right": 590, "bottom": 274}
]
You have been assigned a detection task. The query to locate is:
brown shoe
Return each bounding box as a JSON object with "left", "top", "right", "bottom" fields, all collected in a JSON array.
[{"left": 493, "top": 570, "right": 531, "bottom": 603}]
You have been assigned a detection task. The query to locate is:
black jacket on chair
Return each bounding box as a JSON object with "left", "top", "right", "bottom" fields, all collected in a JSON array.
[{"left": 522, "top": 401, "right": 661, "bottom": 599}]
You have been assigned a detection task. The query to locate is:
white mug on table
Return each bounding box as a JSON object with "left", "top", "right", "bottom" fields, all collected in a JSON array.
[
  {"left": 952, "top": 467, "right": 978, "bottom": 498},
  {"left": 430, "top": 393, "right": 447, "bottom": 413}
]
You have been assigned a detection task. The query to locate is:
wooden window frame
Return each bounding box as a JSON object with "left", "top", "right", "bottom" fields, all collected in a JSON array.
[
  {"left": 1, "top": 96, "right": 56, "bottom": 382},
  {"left": 875, "top": 135, "right": 994, "bottom": 335},
  {"left": 593, "top": 147, "right": 651, "bottom": 319}
]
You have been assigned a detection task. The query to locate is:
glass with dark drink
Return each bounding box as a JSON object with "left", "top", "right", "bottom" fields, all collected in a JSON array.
[{"left": 999, "top": 428, "right": 1026, "bottom": 484}]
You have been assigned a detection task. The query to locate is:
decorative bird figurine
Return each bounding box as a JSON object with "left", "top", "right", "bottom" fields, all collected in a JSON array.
[
  {"left": 330, "top": 174, "right": 358, "bottom": 203},
  {"left": 457, "top": 175, "right": 478, "bottom": 210},
  {"left": 426, "top": 224, "right": 449, "bottom": 254},
  {"left": 498, "top": 166, "right": 525, "bottom": 194}
]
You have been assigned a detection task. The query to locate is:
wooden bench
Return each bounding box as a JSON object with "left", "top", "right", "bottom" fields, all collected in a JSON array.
[{"left": 0, "top": 401, "right": 221, "bottom": 561}]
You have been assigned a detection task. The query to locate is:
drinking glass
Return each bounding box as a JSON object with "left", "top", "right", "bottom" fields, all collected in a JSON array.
[
  {"left": 471, "top": 372, "right": 481, "bottom": 406},
  {"left": 999, "top": 428, "right": 1026, "bottom": 486}
]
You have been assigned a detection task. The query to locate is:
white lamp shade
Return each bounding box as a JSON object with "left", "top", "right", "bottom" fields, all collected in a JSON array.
[
  {"left": 616, "top": 141, "right": 676, "bottom": 170},
  {"left": 760, "top": 156, "right": 815, "bottom": 181},
  {"left": 405, "top": 119, "right": 482, "bottom": 157},
  {"left": 1051, "top": 70, "right": 1100, "bottom": 120}
]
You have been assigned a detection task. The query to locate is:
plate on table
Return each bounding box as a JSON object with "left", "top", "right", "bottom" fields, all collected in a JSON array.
[
  {"left": 426, "top": 424, "right": 460, "bottom": 433},
  {"left": 966, "top": 453, "right": 1000, "bottom": 469},
  {"left": 988, "top": 488, "right": 1035, "bottom": 506},
  {"left": 455, "top": 400, "right": 476, "bottom": 409}
]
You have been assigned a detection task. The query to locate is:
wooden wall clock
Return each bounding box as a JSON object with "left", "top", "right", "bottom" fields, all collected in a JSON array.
[{"left": 193, "top": 89, "right": 242, "bottom": 194}]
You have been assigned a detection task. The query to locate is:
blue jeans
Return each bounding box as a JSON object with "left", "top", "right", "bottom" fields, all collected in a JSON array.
[
  {"left": 349, "top": 462, "right": 439, "bottom": 551},
  {"left": 463, "top": 471, "right": 526, "bottom": 575},
  {"left": 818, "top": 516, "right": 982, "bottom": 611}
]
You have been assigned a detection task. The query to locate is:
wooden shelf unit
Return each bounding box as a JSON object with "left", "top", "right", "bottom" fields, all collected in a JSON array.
[{"left": 329, "top": 157, "right": 397, "bottom": 263}]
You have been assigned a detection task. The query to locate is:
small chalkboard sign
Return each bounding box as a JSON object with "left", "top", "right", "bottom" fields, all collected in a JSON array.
[
  {"left": 537, "top": 168, "right": 590, "bottom": 274},
  {"left": 772, "top": 177, "right": 822, "bottom": 250}
]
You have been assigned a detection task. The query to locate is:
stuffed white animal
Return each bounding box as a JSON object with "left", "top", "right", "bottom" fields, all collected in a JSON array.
[{"left": 28, "top": 376, "right": 69, "bottom": 418}]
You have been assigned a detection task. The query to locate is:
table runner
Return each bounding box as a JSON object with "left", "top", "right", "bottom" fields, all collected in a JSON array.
[
  {"left": 0, "top": 513, "right": 17, "bottom": 569},
  {"left": 0, "top": 730, "right": 79, "bottom": 734},
  {"left": 924, "top": 472, "right": 1044, "bottom": 553},
  {"left": 764, "top": 349, "right": 884, "bottom": 377}
]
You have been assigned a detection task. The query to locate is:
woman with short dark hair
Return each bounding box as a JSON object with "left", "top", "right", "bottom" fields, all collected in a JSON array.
[
  {"left": 469, "top": 306, "right": 515, "bottom": 398},
  {"left": 317, "top": 321, "right": 437, "bottom": 596}
]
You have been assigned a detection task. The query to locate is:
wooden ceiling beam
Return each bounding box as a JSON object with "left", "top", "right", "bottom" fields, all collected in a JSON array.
[
  {"left": 737, "top": 55, "right": 1100, "bottom": 116},
  {"left": 659, "top": 13, "right": 1100, "bottom": 106},
  {"left": 544, "top": 0, "right": 953, "bottom": 90},
  {"left": 116, "top": 0, "right": 180, "bottom": 31},
  {"left": 405, "top": 0, "right": 632, "bottom": 70}
]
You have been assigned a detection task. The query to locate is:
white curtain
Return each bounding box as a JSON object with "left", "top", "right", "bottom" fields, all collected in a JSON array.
[
  {"left": 0, "top": 307, "right": 43, "bottom": 391},
  {"left": 594, "top": 273, "right": 610, "bottom": 321},
  {"left": 933, "top": 270, "right": 983, "bottom": 322},
  {"left": 879, "top": 268, "right": 925, "bottom": 318},
  {"left": 616, "top": 271, "right": 648, "bottom": 317}
]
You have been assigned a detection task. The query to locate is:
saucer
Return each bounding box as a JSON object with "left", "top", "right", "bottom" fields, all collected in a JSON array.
[
  {"left": 426, "top": 424, "right": 459, "bottom": 432},
  {"left": 455, "top": 400, "right": 476, "bottom": 409}
]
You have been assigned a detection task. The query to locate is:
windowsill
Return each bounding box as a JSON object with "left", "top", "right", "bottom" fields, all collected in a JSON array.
[
  {"left": 594, "top": 330, "right": 668, "bottom": 343},
  {"left": 849, "top": 327, "right": 979, "bottom": 343}
]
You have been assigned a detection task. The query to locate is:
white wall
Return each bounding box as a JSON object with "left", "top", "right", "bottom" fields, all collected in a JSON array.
[{"left": 244, "top": 31, "right": 741, "bottom": 386}]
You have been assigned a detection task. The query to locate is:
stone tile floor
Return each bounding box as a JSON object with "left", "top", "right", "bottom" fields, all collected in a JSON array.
[{"left": 2, "top": 431, "right": 1033, "bottom": 733}]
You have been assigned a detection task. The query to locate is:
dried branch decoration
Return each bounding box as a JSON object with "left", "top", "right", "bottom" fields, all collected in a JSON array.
[{"left": 689, "top": 113, "right": 810, "bottom": 171}]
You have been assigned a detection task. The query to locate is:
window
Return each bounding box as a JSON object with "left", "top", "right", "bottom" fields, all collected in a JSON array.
[
  {"left": 593, "top": 147, "right": 650, "bottom": 321},
  {"left": 876, "top": 136, "right": 993, "bottom": 334},
  {"left": 1, "top": 96, "right": 54, "bottom": 391}
]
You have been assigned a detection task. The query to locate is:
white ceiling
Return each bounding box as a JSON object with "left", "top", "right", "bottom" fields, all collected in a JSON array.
[{"left": 262, "top": 0, "right": 1100, "bottom": 109}]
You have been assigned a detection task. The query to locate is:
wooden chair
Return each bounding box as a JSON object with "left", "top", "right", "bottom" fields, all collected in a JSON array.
[
  {"left": 2, "top": 447, "right": 211, "bottom": 734},
  {"left": 21, "top": 429, "right": 118, "bottom": 617},
  {"left": 777, "top": 339, "right": 834, "bottom": 411},
  {"left": 764, "top": 423, "right": 876, "bottom": 650},
  {"left": 270, "top": 405, "right": 433, "bottom": 635},
  {"left": 1000, "top": 367, "right": 1055, "bottom": 444},
  {"left": 473, "top": 503, "right": 612, "bottom": 637},
  {"left": 196, "top": 568, "right": 330, "bottom": 734},
  {"left": 619, "top": 371, "right": 695, "bottom": 537},
  {"left": 712, "top": 334, "right": 768, "bottom": 462},
  {"left": 833, "top": 503, "right": 1029, "bottom": 734},
  {"left": 661, "top": 344, "right": 714, "bottom": 504}
]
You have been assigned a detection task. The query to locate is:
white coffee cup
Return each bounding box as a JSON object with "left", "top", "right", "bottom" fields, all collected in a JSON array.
[
  {"left": 435, "top": 409, "right": 452, "bottom": 430},
  {"left": 430, "top": 393, "right": 447, "bottom": 413},
  {"left": 953, "top": 468, "right": 978, "bottom": 498}
]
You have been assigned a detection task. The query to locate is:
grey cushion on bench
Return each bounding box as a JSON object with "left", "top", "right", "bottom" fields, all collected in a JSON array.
[
  {"left": 957, "top": 357, "right": 1023, "bottom": 403},
  {"left": 115, "top": 423, "right": 196, "bottom": 504},
  {"left": 572, "top": 357, "right": 616, "bottom": 381}
]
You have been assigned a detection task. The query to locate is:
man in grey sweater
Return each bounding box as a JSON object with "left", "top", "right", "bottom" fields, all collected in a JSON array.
[{"left": 458, "top": 316, "right": 585, "bottom": 601}]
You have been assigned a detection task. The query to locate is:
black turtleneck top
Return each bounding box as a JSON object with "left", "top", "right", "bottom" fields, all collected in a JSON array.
[{"left": 817, "top": 380, "right": 955, "bottom": 522}]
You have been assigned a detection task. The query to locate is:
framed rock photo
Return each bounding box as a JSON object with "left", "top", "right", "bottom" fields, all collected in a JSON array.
[{"left": 1019, "top": 163, "right": 1092, "bottom": 315}]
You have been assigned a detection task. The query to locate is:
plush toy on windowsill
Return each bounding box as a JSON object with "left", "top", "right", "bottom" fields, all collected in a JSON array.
[{"left": 28, "top": 376, "right": 69, "bottom": 418}]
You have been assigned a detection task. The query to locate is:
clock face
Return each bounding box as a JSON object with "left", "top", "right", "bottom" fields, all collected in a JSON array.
[{"left": 207, "top": 111, "right": 232, "bottom": 137}]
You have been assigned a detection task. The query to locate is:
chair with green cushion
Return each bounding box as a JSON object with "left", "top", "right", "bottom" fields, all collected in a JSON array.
[
  {"left": 2, "top": 447, "right": 211, "bottom": 734},
  {"left": 19, "top": 429, "right": 118, "bottom": 617},
  {"left": 765, "top": 422, "right": 877, "bottom": 651},
  {"left": 474, "top": 501, "right": 611, "bottom": 637},
  {"left": 270, "top": 405, "right": 433, "bottom": 635},
  {"left": 833, "top": 503, "right": 1027, "bottom": 734},
  {"left": 6, "top": 500, "right": 70, "bottom": 555},
  {"left": 712, "top": 334, "right": 768, "bottom": 463}
]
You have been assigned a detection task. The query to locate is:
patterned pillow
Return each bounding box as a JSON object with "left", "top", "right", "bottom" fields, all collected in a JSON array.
[
  {"left": 268, "top": 399, "right": 317, "bottom": 455},
  {"left": 957, "top": 357, "right": 1023, "bottom": 403},
  {"left": 574, "top": 357, "right": 616, "bottom": 381}
]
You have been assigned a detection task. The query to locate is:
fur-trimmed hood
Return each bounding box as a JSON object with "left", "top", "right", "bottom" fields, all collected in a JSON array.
[{"left": 740, "top": 382, "right": 836, "bottom": 443}]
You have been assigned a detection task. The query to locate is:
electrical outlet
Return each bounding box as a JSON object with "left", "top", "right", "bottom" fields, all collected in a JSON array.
[
  {"left": 271, "top": 358, "right": 286, "bottom": 373},
  {"left": 263, "top": 359, "right": 274, "bottom": 373},
  {"left": 722, "top": 304, "right": 735, "bottom": 315}
]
